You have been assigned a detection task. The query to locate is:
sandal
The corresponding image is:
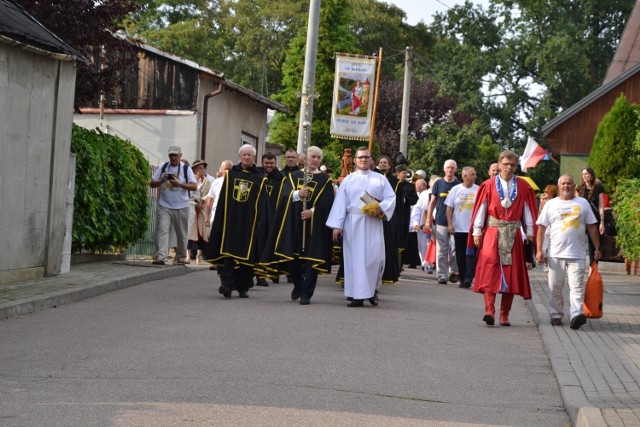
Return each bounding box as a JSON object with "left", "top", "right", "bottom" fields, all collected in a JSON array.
[{"left": 152, "top": 259, "right": 165, "bottom": 265}]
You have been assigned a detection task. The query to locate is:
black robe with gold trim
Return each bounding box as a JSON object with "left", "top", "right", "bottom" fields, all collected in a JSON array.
[
  {"left": 260, "top": 167, "right": 286, "bottom": 213},
  {"left": 259, "top": 170, "right": 334, "bottom": 275},
  {"left": 205, "top": 163, "right": 271, "bottom": 266}
]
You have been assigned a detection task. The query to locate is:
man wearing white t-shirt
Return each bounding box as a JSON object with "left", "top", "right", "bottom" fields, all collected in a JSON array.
[
  {"left": 536, "top": 174, "right": 601, "bottom": 330},
  {"left": 445, "top": 166, "right": 478, "bottom": 288},
  {"left": 150, "top": 146, "right": 198, "bottom": 265}
]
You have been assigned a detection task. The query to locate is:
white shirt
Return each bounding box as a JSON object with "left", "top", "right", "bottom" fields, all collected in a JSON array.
[
  {"left": 536, "top": 196, "right": 597, "bottom": 259},
  {"left": 444, "top": 183, "right": 478, "bottom": 232},
  {"left": 152, "top": 162, "right": 196, "bottom": 209}
]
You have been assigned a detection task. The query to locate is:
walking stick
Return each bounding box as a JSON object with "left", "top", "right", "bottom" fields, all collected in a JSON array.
[{"left": 297, "top": 84, "right": 318, "bottom": 254}]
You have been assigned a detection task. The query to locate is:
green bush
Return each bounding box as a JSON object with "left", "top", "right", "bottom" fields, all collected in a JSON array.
[
  {"left": 590, "top": 94, "right": 640, "bottom": 195},
  {"left": 71, "top": 124, "right": 150, "bottom": 253},
  {"left": 612, "top": 178, "right": 640, "bottom": 261}
]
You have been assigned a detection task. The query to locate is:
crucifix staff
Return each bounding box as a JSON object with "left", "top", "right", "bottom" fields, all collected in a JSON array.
[{"left": 295, "top": 84, "right": 319, "bottom": 253}]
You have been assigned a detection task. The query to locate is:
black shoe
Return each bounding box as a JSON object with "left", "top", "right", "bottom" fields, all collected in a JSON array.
[
  {"left": 256, "top": 278, "right": 269, "bottom": 287},
  {"left": 448, "top": 273, "right": 460, "bottom": 283},
  {"left": 483, "top": 314, "right": 495, "bottom": 326},
  {"left": 238, "top": 290, "right": 249, "bottom": 298},
  {"left": 438, "top": 278, "right": 447, "bottom": 285},
  {"left": 347, "top": 299, "right": 364, "bottom": 307},
  {"left": 368, "top": 295, "right": 379, "bottom": 306},
  {"left": 299, "top": 297, "right": 310, "bottom": 305},
  {"left": 570, "top": 314, "right": 587, "bottom": 330},
  {"left": 459, "top": 280, "right": 472, "bottom": 288},
  {"left": 291, "top": 287, "right": 300, "bottom": 301},
  {"left": 218, "top": 285, "right": 231, "bottom": 298},
  {"left": 272, "top": 277, "right": 280, "bottom": 284}
]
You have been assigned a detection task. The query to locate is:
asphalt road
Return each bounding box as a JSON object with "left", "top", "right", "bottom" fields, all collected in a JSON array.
[{"left": 0, "top": 267, "right": 569, "bottom": 426}]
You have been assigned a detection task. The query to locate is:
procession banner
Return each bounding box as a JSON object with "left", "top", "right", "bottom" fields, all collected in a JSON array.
[{"left": 330, "top": 53, "right": 377, "bottom": 140}]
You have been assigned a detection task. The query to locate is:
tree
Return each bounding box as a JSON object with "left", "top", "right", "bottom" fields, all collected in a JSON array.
[
  {"left": 268, "top": 0, "right": 358, "bottom": 150},
  {"left": 590, "top": 94, "right": 640, "bottom": 195},
  {"left": 127, "top": 0, "right": 308, "bottom": 96},
  {"left": 20, "top": 0, "right": 140, "bottom": 109},
  {"left": 375, "top": 77, "right": 470, "bottom": 162},
  {"left": 408, "top": 120, "right": 500, "bottom": 180},
  {"left": 429, "top": 0, "right": 635, "bottom": 149}
]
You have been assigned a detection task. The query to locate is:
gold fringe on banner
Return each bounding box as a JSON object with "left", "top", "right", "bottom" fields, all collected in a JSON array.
[{"left": 330, "top": 134, "right": 369, "bottom": 141}]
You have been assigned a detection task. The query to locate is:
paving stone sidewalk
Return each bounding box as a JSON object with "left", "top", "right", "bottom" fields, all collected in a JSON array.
[{"left": 527, "top": 264, "right": 640, "bottom": 427}]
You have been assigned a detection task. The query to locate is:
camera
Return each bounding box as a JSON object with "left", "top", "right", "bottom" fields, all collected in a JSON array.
[{"left": 167, "top": 174, "right": 175, "bottom": 180}]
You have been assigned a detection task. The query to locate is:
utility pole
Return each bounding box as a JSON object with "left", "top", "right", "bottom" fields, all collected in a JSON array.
[
  {"left": 399, "top": 46, "right": 412, "bottom": 157},
  {"left": 296, "top": 0, "right": 321, "bottom": 154}
]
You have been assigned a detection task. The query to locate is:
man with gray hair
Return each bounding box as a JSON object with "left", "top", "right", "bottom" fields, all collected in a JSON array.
[
  {"left": 445, "top": 166, "right": 478, "bottom": 288},
  {"left": 423, "top": 159, "right": 461, "bottom": 284},
  {"left": 260, "top": 146, "right": 335, "bottom": 304},
  {"left": 205, "top": 144, "right": 270, "bottom": 298},
  {"left": 535, "top": 174, "right": 601, "bottom": 330},
  {"left": 149, "top": 146, "right": 197, "bottom": 265}
]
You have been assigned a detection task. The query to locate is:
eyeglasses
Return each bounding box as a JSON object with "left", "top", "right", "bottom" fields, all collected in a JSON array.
[{"left": 356, "top": 156, "right": 371, "bottom": 160}]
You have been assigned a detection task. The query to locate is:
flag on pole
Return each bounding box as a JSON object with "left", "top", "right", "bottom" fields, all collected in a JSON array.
[
  {"left": 520, "top": 136, "right": 548, "bottom": 172},
  {"left": 330, "top": 53, "right": 377, "bottom": 140}
]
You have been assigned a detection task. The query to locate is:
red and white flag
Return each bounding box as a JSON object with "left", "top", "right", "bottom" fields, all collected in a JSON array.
[{"left": 520, "top": 136, "right": 548, "bottom": 172}]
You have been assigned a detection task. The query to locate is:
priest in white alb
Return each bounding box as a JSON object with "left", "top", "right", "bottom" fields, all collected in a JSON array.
[{"left": 326, "top": 147, "right": 396, "bottom": 307}]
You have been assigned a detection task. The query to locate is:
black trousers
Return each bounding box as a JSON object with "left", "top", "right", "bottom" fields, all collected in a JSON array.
[
  {"left": 220, "top": 257, "right": 253, "bottom": 292},
  {"left": 453, "top": 232, "right": 475, "bottom": 283}
]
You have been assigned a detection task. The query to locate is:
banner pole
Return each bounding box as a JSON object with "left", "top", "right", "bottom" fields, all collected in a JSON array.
[{"left": 368, "top": 47, "right": 383, "bottom": 153}]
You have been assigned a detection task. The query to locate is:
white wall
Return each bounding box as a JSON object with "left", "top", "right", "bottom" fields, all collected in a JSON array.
[{"left": 73, "top": 113, "right": 199, "bottom": 167}]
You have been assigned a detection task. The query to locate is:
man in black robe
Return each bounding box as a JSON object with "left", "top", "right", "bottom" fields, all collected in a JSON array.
[
  {"left": 205, "top": 144, "right": 270, "bottom": 298},
  {"left": 255, "top": 152, "right": 285, "bottom": 287},
  {"left": 260, "top": 146, "right": 334, "bottom": 305}
]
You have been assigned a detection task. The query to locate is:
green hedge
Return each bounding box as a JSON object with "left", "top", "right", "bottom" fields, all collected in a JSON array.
[
  {"left": 612, "top": 179, "right": 640, "bottom": 261},
  {"left": 71, "top": 124, "right": 150, "bottom": 253}
]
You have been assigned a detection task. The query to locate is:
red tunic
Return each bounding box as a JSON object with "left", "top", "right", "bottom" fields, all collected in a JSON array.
[{"left": 467, "top": 177, "right": 538, "bottom": 299}]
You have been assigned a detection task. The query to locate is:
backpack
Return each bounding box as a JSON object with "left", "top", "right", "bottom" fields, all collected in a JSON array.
[{"left": 160, "top": 162, "right": 191, "bottom": 197}]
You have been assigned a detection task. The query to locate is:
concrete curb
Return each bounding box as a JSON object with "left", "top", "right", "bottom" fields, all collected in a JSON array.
[
  {"left": 527, "top": 295, "right": 607, "bottom": 427},
  {"left": 0, "top": 264, "right": 198, "bottom": 320}
]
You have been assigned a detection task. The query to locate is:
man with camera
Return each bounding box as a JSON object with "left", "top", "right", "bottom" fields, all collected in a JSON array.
[{"left": 150, "top": 146, "right": 197, "bottom": 265}]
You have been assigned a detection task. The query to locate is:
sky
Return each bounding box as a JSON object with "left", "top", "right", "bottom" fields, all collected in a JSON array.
[{"left": 382, "top": 0, "right": 491, "bottom": 26}]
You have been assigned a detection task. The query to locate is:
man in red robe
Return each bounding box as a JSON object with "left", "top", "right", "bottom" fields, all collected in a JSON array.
[{"left": 467, "top": 150, "right": 538, "bottom": 326}]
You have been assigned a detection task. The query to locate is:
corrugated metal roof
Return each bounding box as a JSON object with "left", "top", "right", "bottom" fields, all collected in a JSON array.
[{"left": 0, "top": 0, "right": 80, "bottom": 58}]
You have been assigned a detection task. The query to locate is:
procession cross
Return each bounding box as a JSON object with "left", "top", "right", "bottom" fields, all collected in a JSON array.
[{"left": 295, "top": 83, "right": 319, "bottom": 252}]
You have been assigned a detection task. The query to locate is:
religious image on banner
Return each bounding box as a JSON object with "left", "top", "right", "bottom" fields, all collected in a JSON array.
[{"left": 330, "top": 53, "right": 377, "bottom": 140}]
